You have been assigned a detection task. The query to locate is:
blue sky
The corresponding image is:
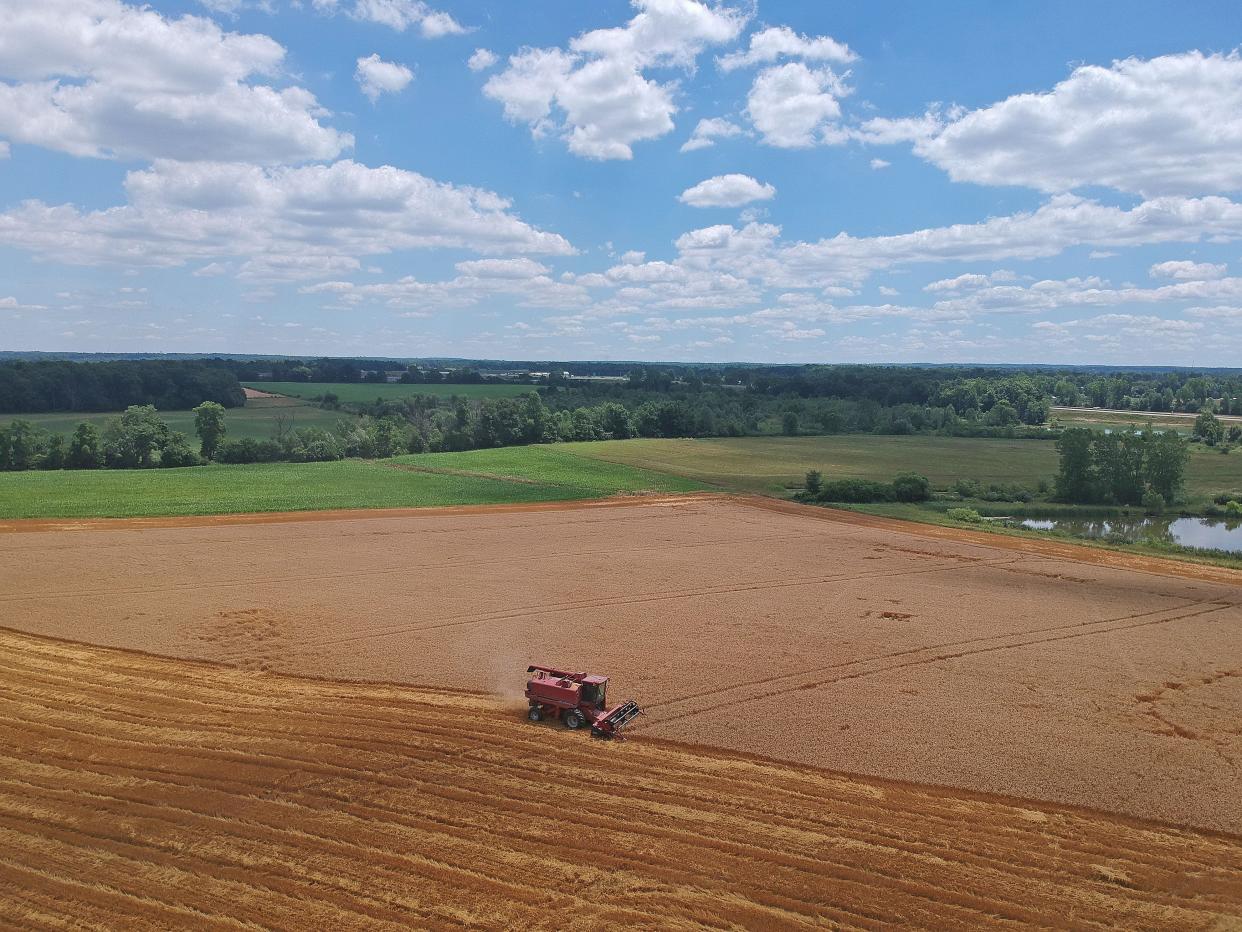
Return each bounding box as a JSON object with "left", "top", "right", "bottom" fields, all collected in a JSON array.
[{"left": 2, "top": 0, "right": 1241, "bottom": 364}]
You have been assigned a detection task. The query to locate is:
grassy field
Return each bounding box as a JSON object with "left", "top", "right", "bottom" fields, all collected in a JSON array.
[
  {"left": 0, "top": 447, "right": 704, "bottom": 519},
  {"left": 569, "top": 435, "right": 1242, "bottom": 502},
  {"left": 1051, "top": 406, "right": 1242, "bottom": 432},
  {"left": 13, "top": 396, "right": 347, "bottom": 441},
  {"left": 5, "top": 433, "right": 1239, "bottom": 521},
  {"left": 249, "top": 381, "right": 537, "bottom": 402},
  {"left": 570, "top": 436, "right": 1060, "bottom": 493}
]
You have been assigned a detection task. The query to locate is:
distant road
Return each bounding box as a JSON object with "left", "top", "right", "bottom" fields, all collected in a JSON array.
[{"left": 1053, "top": 405, "right": 1242, "bottom": 423}]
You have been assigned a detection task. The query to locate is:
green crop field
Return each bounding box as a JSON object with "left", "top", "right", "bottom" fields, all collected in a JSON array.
[
  {"left": 569, "top": 436, "right": 1062, "bottom": 493},
  {"left": 0, "top": 446, "right": 704, "bottom": 519},
  {"left": 249, "top": 381, "right": 537, "bottom": 402},
  {"left": 14, "top": 396, "right": 347, "bottom": 441},
  {"left": 568, "top": 435, "right": 1242, "bottom": 502},
  {"left": 6, "top": 432, "right": 1238, "bottom": 521}
]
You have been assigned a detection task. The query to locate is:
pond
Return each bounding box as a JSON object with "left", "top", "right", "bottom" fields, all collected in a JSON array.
[{"left": 1016, "top": 515, "right": 1242, "bottom": 554}]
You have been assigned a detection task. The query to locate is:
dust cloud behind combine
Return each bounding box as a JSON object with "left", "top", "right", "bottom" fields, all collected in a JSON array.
[{"left": 4, "top": 496, "right": 1240, "bottom": 835}]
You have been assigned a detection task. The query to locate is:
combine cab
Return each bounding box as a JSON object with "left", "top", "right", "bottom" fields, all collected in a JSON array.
[{"left": 524, "top": 665, "right": 643, "bottom": 740}]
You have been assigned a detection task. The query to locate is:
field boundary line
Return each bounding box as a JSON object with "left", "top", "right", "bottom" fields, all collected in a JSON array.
[{"left": 0, "top": 491, "right": 729, "bottom": 534}]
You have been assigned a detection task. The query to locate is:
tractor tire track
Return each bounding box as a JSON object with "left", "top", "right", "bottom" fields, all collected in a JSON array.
[
  {"left": 647, "top": 602, "right": 1235, "bottom": 728},
  {"left": 643, "top": 599, "right": 1217, "bottom": 714},
  {"left": 296, "top": 557, "right": 1025, "bottom": 653}
]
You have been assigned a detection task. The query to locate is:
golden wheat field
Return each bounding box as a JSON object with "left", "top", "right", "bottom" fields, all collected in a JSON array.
[
  {"left": 2, "top": 626, "right": 1241, "bottom": 929},
  {"left": 4, "top": 496, "right": 1241, "bottom": 834}
]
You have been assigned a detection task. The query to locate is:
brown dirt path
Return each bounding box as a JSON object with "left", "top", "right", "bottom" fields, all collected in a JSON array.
[{"left": 2, "top": 626, "right": 1239, "bottom": 930}]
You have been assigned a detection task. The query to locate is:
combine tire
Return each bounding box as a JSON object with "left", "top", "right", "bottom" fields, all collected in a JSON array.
[
  {"left": 564, "top": 709, "right": 585, "bottom": 730},
  {"left": 528, "top": 706, "right": 543, "bottom": 722}
]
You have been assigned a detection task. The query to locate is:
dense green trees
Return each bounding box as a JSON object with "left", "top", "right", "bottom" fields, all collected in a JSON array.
[
  {"left": 1143, "top": 431, "right": 1191, "bottom": 501},
  {"left": 1054, "top": 427, "right": 1189, "bottom": 505},
  {"left": 0, "top": 420, "right": 42, "bottom": 470},
  {"left": 101, "top": 405, "right": 201, "bottom": 468},
  {"left": 1053, "top": 429, "right": 1094, "bottom": 503},
  {"left": 228, "top": 357, "right": 496, "bottom": 386},
  {"left": 803, "top": 473, "right": 933, "bottom": 504},
  {"left": 2, "top": 360, "right": 1230, "bottom": 485},
  {"left": 0, "top": 406, "right": 200, "bottom": 470},
  {"left": 1071, "top": 373, "right": 1240, "bottom": 414},
  {"left": 67, "top": 423, "right": 104, "bottom": 469},
  {"left": 0, "top": 360, "right": 244, "bottom": 413},
  {"left": 891, "top": 473, "right": 933, "bottom": 502},
  {"left": 1194, "top": 411, "right": 1225, "bottom": 445}
]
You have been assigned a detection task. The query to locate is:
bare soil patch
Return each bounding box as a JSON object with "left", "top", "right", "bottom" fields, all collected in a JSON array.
[
  {"left": 1, "top": 626, "right": 1239, "bottom": 928},
  {"left": 242, "top": 386, "right": 282, "bottom": 399},
  {"left": 3, "top": 496, "right": 1240, "bottom": 833}
]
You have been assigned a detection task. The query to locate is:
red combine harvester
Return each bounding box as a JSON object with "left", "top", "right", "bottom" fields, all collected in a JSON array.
[{"left": 524, "top": 665, "right": 643, "bottom": 739}]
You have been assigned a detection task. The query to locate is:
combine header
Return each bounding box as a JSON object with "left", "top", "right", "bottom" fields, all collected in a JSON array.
[{"left": 524, "top": 665, "right": 643, "bottom": 740}]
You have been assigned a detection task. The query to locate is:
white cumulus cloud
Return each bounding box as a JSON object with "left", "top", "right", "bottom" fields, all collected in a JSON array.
[
  {"left": 1149, "top": 259, "right": 1227, "bottom": 280},
  {"left": 680, "top": 117, "right": 744, "bottom": 152},
  {"left": 355, "top": 54, "right": 413, "bottom": 101},
  {"left": 717, "top": 25, "right": 855, "bottom": 71},
  {"left": 467, "top": 48, "right": 498, "bottom": 72},
  {"left": 313, "top": 0, "right": 469, "bottom": 36},
  {"left": 679, "top": 173, "right": 776, "bottom": 208},
  {"left": 745, "top": 62, "right": 849, "bottom": 148},
  {"left": 913, "top": 51, "right": 1242, "bottom": 196},
  {"left": 0, "top": 160, "right": 575, "bottom": 280},
  {"left": 483, "top": 0, "right": 748, "bottom": 160},
  {"left": 0, "top": 0, "right": 350, "bottom": 163}
]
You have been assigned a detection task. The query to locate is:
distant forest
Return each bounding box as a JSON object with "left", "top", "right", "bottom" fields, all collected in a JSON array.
[
  {"left": 0, "top": 360, "right": 245, "bottom": 413},
  {"left": 3, "top": 356, "right": 1242, "bottom": 471},
  {"left": 5, "top": 356, "right": 1242, "bottom": 420}
]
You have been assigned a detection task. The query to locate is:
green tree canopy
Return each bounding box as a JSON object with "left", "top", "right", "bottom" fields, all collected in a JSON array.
[{"left": 192, "top": 401, "right": 227, "bottom": 460}]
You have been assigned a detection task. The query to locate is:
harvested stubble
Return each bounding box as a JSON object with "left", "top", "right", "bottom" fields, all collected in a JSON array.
[
  {"left": 1, "top": 626, "right": 1240, "bottom": 930},
  {"left": 2, "top": 496, "right": 1241, "bottom": 836}
]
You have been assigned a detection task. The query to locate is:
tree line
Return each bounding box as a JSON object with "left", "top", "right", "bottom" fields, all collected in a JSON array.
[
  {"left": 1050, "top": 372, "right": 1242, "bottom": 414},
  {"left": 0, "top": 360, "right": 245, "bottom": 413},
  {"left": 229, "top": 357, "right": 499, "bottom": 385},
  {"left": 0, "top": 386, "right": 1060, "bottom": 473},
  {"left": 0, "top": 404, "right": 217, "bottom": 470}
]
